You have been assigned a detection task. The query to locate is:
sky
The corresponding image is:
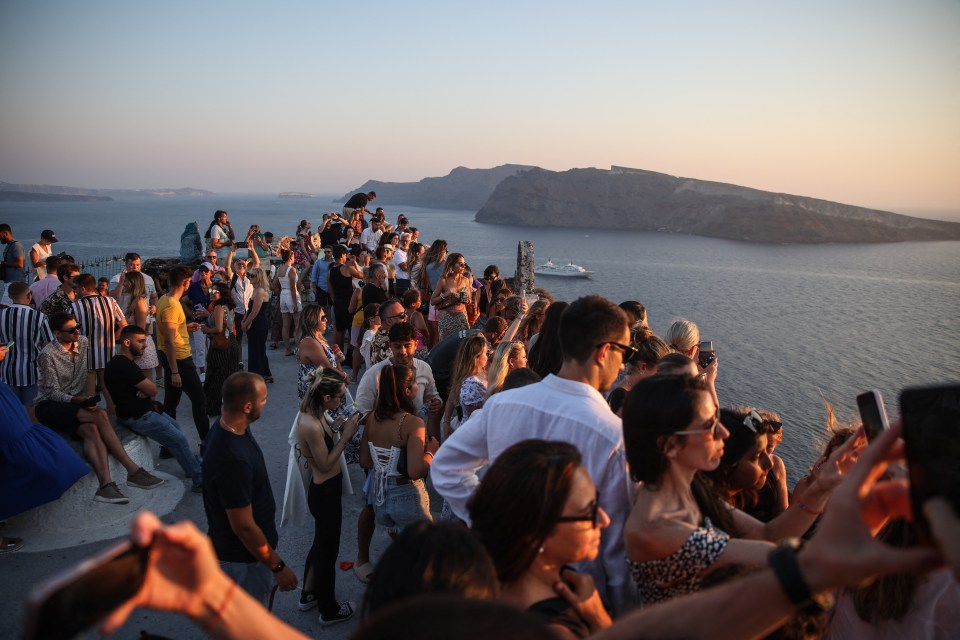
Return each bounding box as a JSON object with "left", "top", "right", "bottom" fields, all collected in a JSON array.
[{"left": 1, "top": 1, "right": 958, "bottom": 214}]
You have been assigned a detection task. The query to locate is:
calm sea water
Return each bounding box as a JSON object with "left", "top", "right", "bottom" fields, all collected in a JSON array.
[{"left": 4, "top": 195, "right": 959, "bottom": 482}]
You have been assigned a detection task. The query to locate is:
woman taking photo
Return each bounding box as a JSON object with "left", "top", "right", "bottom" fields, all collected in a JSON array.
[
  {"left": 201, "top": 282, "right": 240, "bottom": 416},
  {"left": 296, "top": 368, "right": 362, "bottom": 625},
  {"left": 359, "top": 364, "right": 439, "bottom": 533},
  {"left": 485, "top": 340, "right": 527, "bottom": 397},
  {"left": 276, "top": 249, "right": 300, "bottom": 356},
  {"left": 121, "top": 271, "right": 159, "bottom": 377},
  {"left": 430, "top": 252, "right": 471, "bottom": 340},
  {"left": 241, "top": 267, "right": 273, "bottom": 383},
  {"left": 621, "top": 374, "right": 858, "bottom": 604},
  {"left": 469, "top": 439, "right": 613, "bottom": 639}
]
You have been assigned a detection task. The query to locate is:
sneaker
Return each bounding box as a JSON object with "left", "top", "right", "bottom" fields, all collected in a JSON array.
[
  {"left": 127, "top": 467, "right": 164, "bottom": 490},
  {"left": 298, "top": 592, "right": 318, "bottom": 612},
  {"left": 94, "top": 482, "right": 130, "bottom": 504},
  {"left": 319, "top": 601, "right": 355, "bottom": 627}
]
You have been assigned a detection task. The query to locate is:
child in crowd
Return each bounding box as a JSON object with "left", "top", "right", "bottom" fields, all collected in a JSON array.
[{"left": 359, "top": 303, "right": 381, "bottom": 372}]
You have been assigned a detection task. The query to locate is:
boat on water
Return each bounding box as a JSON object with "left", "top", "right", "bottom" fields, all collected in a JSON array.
[{"left": 534, "top": 258, "right": 594, "bottom": 278}]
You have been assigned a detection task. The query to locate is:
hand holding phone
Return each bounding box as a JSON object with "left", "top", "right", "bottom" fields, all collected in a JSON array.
[
  {"left": 81, "top": 393, "right": 102, "bottom": 408},
  {"left": 698, "top": 341, "right": 716, "bottom": 368},
  {"left": 857, "top": 390, "right": 890, "bottom": 442}
]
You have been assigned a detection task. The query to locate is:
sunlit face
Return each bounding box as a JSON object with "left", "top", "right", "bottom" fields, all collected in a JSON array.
[
  {"left": 541, "top": 467, "right": 609, "bottom": 565},
  {"left": 730, "top": 435, "right": 773, "bottom": 491},
  {"left": 477, "top": 347, "right": 489, "bottom": 372},
  {"left": 128, "top": 335, "right": 148, "bottom": 357},
  {"left": 246, "top": 381, "right": 268, "bottom": 422},
  {"left": 508, "top": 345, "right": 527, "bottom": 369},
  {"left": 599, "top": 326, "right": 631, "bottom": 392},
  {"left": 389, "top": 339, "right": 417, "bottom": 365},
  {"left": 324, "top": 384, "right": 346, "bottom": 412},
  {"left": 126, "top": 258, "right": 141, "bottom": 271},
  {"left": 673, "top": 392, "right": 727, "bottom": 472}
]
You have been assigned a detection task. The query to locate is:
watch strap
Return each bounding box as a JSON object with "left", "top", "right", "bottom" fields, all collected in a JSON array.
[
  {"left": 768, "top": 538, "right": 811, "bottom": 605},
  {"left": 271, "top": 559, "right": 285, "bottom": 574}
]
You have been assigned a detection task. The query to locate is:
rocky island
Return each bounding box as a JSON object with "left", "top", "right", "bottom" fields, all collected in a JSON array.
[
  {"left": 0, "top": 182, "right": 213, "bottom": 201},
  {"left": 475, "top": 166, "right": 960, "bottom": 243}
]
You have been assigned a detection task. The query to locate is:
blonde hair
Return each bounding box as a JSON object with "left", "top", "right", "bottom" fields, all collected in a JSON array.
[
  {"left": 248, "top": 268, "right": 272, "bottom": 298},
  {"left": 665, "top": 318, "right": 700, "bottom": 354},
  {"left": 123, "top": 271, "right": 148, "bottom": 316},
  {"left": 486, "top": 341, "right": 525, "bottom": 397},
  {"left": 449, "top": 334, "right": 489, "bottom": 409}
]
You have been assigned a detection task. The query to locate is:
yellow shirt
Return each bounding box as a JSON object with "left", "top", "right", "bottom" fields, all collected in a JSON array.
[{"left": 156, "top": 294, "right": 192, "bottom": 361}]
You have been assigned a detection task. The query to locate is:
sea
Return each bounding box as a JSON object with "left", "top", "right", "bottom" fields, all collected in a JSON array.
[{"left": 3, "top": 194, "right": 959, "bottom": 484}]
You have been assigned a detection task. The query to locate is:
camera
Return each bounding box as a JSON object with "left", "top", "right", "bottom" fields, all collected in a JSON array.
[{"left": 698, "top": 341, "right": 716, "bottom": 368}]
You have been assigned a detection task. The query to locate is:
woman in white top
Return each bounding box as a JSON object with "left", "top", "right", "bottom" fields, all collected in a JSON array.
[
  {"left": 359, "top": 364, "right": 439, "bottom": 533},
  {"left": 276, "top": 249, "right": 300, "bottom": 356},
  {"left": 29, "top": 230, "right": 55, "bottom": 281},
  {"left": 230, "top": 253, "right": 258, "bottom": 366}
]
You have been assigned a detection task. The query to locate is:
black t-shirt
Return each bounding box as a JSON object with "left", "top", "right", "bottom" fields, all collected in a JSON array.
[
  {"left": 426, "top": 329, "right": 479, "bottom": 380},
  {"left": 344, "top": 193, "right": 369, "bottom": 210},
  {"left": 320, "top": 223, "right": 342, "bottom": 249},
  {"left": 202, "top": 420, "right": 279, "bottom": 563},
  {"left": 104, "top": 355, "right": 154, "bottom": 419},
  {"left": 361, "top": 282, "right": 388, "bottom": 308}
]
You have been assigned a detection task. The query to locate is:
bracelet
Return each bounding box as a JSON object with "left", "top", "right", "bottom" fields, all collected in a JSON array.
[
  {"left": 205, "top": 580, "right": 237, "bottom": 630},
  {"left": 424, "top": 451, "right": 435, "bottom": 459},
  {"left": 797, "top": 501, "right": 823, "bottom": 516},
  {"left": 171, "top": 372, "right": 180, "bottom": 376}
]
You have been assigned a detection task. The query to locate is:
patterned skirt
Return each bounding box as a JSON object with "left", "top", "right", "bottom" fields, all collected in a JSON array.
[{"left": 438, "top": 310, "right": 468, "bottom": 341}]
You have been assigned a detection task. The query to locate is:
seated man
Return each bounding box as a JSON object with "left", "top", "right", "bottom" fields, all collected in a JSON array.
[
  {"left": 104, "top": 326, "right": 203, "bottom": 493},
  {"left": 36, "top": 311, "right": 163, "bottom": 504}
]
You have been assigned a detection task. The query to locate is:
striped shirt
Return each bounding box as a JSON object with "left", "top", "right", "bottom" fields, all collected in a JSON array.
[
  {"left": 0, "top": 303, "right": 54, "bottom": 386},
  {"left": 36, "top": 336, "right": 89, "bottom": 404},
  {"left": 72, "top": 294, "right": 126, "bottom": 369}
]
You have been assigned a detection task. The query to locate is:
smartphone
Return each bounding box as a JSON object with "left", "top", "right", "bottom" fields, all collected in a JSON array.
[
  {"left": 856, "top": 390, "right": 890, "bottom": 442},
  {"left": 81, "top": 393, "right": 102, "bottom": 408},
  {"left": 698, "top": 341, "right": 716, "bottom": 368},
  {"left": 23, "top": 539, "right": 150, "bottom": 640},
  {"left": 234, "top": 241, "right": 249, "bottom": 249},
  {"left": 901, "top": 384, "right": 960, "bottom": 543}
]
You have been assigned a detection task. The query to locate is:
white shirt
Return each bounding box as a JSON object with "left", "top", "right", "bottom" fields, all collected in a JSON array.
[
  {"left": 431, "top": 374, "right": 638, "bottom": 615},
  {"left": 354, "top": 357, "right": 441, "bottom": 413},
  {"left": 31, "top": 242, "right": 52, "bottom": 280},
  {"left": 359, "top": 227, "right": 382, "bottom": 252},
  {"left": 394, "top": 247, "right": 409, "bottom": 280},
  {"left": 211, "top": 224, "right": 232, "bottom": 262}
]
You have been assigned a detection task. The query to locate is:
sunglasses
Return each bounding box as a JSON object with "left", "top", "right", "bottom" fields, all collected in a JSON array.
[
  {"left": 595, "top": 341, "right": 638, "bottom": 358},
  {"left": 385, "top": 310, "right": 408, "bottom": 321},
  {"left": 556, "top": 491, "right": 601, "bottom": 528},
  {"left": 59, "top": 325, "right": 80, "bottom": 334},
  {"left": 674, "top": 409, "right": 723, "bottom": 437}
]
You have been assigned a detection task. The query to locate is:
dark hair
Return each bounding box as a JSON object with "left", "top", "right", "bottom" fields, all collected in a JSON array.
[
  {"left": 401, "top": 288, "right": 421, "bottom": 307},
  {"left": 7, "top": 282, "right": 29, "bottom": 299},
  {"left": 622, "top": 375, "right": 738, "bottom": 535},
  {"left": 375, "top": 364, "right": 418, "bottom": 421},
  {"left": 558, "top": 295, "right": 628, "bottom": 363},
  {"left": 45, "top": 255, "right": 61, "bottom": 272},
  {"left": 705, "top": 407, "right": 769, "bottom": 510},
  {"left": 204, "top": 211, "right": 225, "bottom": 239},
  {"left": 49, "top": 311, "right": 76, "bottom": 332},
  {"left": 210, "top": 282, "right": 234, "bottom": 310},
  {"left": 75, "top": 273, "right": 96, "bottom": 291},
  {"left": 221, "top": 371, "right": 263, "bottom": 412},
  {"left": 299, "top": 368, "right": 347, "bottom": 419},
  {"left": 379, "top": 298, "right": 404, "bottom": 320},
  {"left": 470, "top": 440, "right": 582, "bottom": 583},
  {"left": 280, "top": 248, "right": 293, "bottom": 262},
  {"left": 499, "top": 367, "right": 542, "bottom": 393},
  {"left": 481, "top": 316, "right": 508, "bottom": 338},
  {"left": 119, "top": 325, "right": 147, "bottom": 341},
  {"left": 168, "top": 265, "right": 193, "bottom": 288},
  {"left": 332, "top": 245, "right": 348, "bottom": 260},
  {"left": 632, "top": 330, "right": 671, "bottom": 368},
  {"left": 363, "top": 303, "right": 381, "bottom": 330},
  {"left": 0, "top": 223, "right": 10, "bottom": 233},
  {"left": 526, "top": 301, "right": 568, "bottom": 378},
  {"left": 124, "top": 252, "right": 141, "bottom": 262},
  {"left": 388, "top": 321, "right": 416, "bottom": 343},
  {"left": 483, "top": 264, "right": 499, "bottom": 279},
  {"left": 619, "top": 300, "right": 647, "bottom": 326},
  {"left": 657, "top": 352, "right": 696, "bottom": 374},
  {"left": 56, "top": 262, "right": 79, "bottom": 282},
  {"left": 363, "top": 521, "right": 498, "bottom": 616}
]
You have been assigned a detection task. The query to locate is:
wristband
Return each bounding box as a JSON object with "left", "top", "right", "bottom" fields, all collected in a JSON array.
[
  {"left": 271, "top": 559, "right": 286, "bottom": 573},
  {"left": 172, "top": 372, "right": 180, "bottom": 376},
  {"left": 768, "top": 538, "right": 834, "bottom": 613},
  {"left": 797, "top": 501, "right": 823, "bottom": 516}
]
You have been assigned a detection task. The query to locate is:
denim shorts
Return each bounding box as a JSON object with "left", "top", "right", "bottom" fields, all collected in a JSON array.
[{"left": 373, "top": 478, "right": 431, "bottom": 531}]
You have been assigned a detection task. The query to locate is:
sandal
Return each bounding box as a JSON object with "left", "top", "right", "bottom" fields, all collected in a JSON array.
[
  {"left": 0, "top": 537, "right": 24, "bottom": 554},
  {"left": 353, "top": 561, "right": 374, "bottom": 583}
]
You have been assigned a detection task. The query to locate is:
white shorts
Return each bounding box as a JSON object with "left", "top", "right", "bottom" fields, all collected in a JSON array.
[
  {"left": 280, "top": 290, "right": 300, "bottom": 314},
  {"left": 350, "top": 325, "right": 362, "bottom": 348}
]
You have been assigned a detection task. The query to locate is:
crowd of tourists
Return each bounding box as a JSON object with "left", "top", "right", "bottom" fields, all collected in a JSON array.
[{"left": 2, "top": 200, "right": 959, "bottom": 639}]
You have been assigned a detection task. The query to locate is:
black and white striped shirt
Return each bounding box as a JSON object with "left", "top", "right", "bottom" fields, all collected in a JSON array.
[
  {"left": 0, "top": 303, "right": 54, "bottom": 386},
  {"left": 72, "top": 294, "right": 126, "bottom": 369}
]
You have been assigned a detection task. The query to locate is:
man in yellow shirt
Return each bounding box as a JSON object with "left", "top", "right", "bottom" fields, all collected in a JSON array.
[{"left": 157, "top": 265, "right": 209, "bottom": 447}]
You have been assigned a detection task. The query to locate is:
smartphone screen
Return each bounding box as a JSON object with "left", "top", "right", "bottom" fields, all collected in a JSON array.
[
  {"left": 23, "top": 540, "right": 150, "bottom": 640},
  {"left": 901, "top": 384, "right": 960, "bottom": 543},
  {"left": 856, "top": 390, "right": 889, "bottom": 442}
]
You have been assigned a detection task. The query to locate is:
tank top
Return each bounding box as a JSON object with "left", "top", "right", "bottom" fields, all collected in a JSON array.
[{"left": 329, "top": 263, "right": 355, "bottom": 299}]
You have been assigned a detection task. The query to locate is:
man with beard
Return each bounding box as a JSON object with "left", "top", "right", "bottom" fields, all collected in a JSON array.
[
  {"left": 104, "top": 326, "right": 203, "bottom": 492},
  {"left": 201, "top": 371, "right": 298, "bottom": 602}
]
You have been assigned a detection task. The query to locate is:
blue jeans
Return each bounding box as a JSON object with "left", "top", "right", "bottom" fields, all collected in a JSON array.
[
  {"left": 220, "top": 560, "right": 273, "bottom": 605},
  {"left": 120, "top": 411, "right": 202, "bottom": 487},
  {"left": 373, "top": 478, "right": 431, "bottom": 531}
]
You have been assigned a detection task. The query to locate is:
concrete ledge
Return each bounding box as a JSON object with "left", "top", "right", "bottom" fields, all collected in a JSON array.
[{"left": 5, "top": 424, "right": 186, "bottom": 552}]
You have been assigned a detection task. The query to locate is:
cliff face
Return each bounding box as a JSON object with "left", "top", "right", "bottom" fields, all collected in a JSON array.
[
  {"left": 341, "top": 164, "right": 533, "bottom": 210},
  {"left": 475, "top": 167, "right": 960, "bottom": 243}
]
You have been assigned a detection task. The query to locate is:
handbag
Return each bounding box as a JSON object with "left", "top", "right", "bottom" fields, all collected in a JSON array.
[{"left": 210, "top": 332, "right": 230, "bottom": 351}]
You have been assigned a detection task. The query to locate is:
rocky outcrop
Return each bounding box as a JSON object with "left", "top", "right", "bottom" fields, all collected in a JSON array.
[
  {"left": 475, "top": 166, "right": 960, "bottom": 243},
  {"left": 341, "top": 164, "right": 533, "bottom": 210},
  {"left": 0, "top": 190, "right": 112, "bottom": 202}
]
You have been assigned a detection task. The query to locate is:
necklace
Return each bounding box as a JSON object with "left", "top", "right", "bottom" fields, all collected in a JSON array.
[{"left": 220, "top": 417, "right": 245, "bottom": 435}]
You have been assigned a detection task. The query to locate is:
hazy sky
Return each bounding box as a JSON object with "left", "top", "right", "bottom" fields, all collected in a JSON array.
[{"left": 1, "top": 1, "right": 958, "bottom": 213}]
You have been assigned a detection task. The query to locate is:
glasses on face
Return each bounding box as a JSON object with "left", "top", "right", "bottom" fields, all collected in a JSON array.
[
  {"left": 556, "top": 491, "right": 601, "bottom": 528},
  {"left": 386, "top": 310, "right": 407, "bottom": 321},
  {"left": 454, "top": 262, "right": 465, "bottom": 267},
  {"left": 207, "top": 255, "right": 217, "bottom": 260},
  {"left": 674, "top": 409, "right": 722, "bottom": 437},
  {"left": 59, "top": 325, "right": 80, "bottom": 334},
  {"left": 596, "top": 341, "right": 638, "bottom": 358},
  {"left": 319, "top": 315, "right": 327, "bottom": 322}
]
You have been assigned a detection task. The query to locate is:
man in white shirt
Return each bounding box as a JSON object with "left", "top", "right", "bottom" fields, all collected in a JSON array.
[
  {"left": 109, "top": 253, "right": 159, "bottom": 312},
  {"left": 358, "top": 218, "right": 383, "bottom": 253},
  {"left": 431, "top": 295, "right": 637, "bottom": 614}
]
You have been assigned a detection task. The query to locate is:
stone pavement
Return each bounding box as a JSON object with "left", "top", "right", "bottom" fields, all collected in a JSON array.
[{"left": 2, "top": 340, "right": 418, "bottom": 640}]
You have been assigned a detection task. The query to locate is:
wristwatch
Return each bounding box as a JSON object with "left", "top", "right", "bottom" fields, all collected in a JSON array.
[
  {"left": 271, "top": 559, "right": 286, "bottom": 574},
  {"left": 768, "top": 538, "right": 835, "bottom": 613}
]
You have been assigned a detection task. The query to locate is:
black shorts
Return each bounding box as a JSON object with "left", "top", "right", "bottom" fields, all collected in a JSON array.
[
  {"left": 333, "top": 299, "right": 351, "bottom": 332},
  {"left": 315, "top": 289, "right": 331, "bottom": 307},
  {"left": 35, "top": 400, "right": 84, "bottom": 435}
]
